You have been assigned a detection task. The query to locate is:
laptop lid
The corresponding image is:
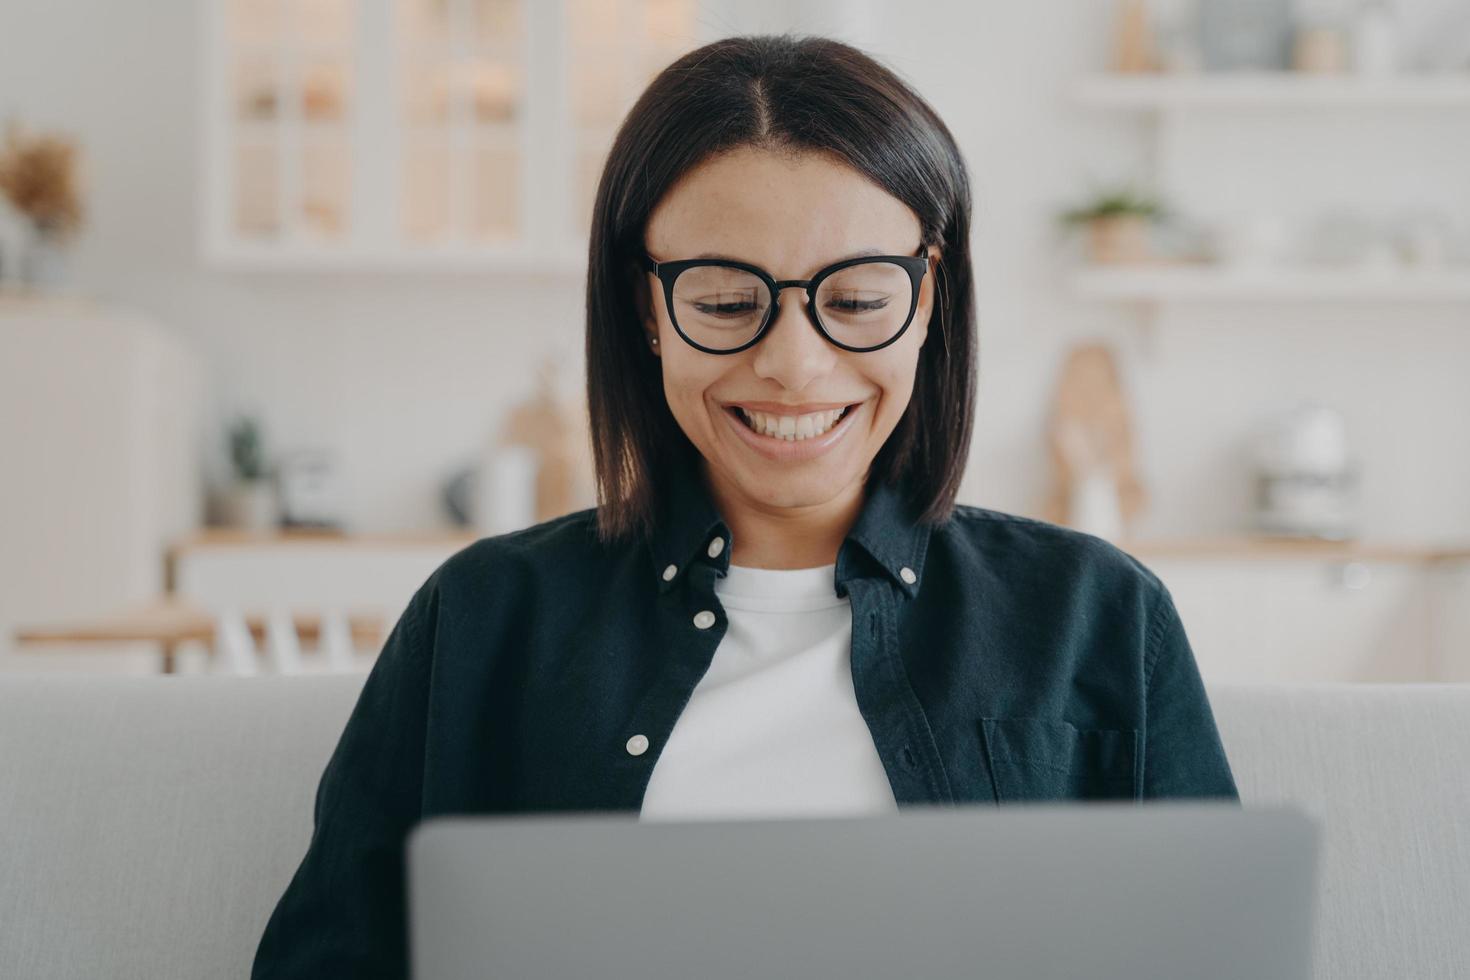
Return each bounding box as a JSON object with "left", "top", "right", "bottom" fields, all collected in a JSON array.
[{"left": 408, "top": 801, "right": 1318, "bottom": 980}]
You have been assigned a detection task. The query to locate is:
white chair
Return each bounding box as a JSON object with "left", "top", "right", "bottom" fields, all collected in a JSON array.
[
  {"left": 317, "top": 607, "right": 357, "bottom": 672},
  {"left": 212, "top": 607, "right": 364, "bottom": 675},
  {"left": 263, "top": 608, "right": 305, "bottom": 674},
  {"left": 212, "top": 609, "right": 260, "bottom": 676}
]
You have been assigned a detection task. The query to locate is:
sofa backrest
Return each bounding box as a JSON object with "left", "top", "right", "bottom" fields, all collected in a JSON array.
[
  {"left": 1, "top": 676, "right": 1467, "bottom": 980},
  {"left": 0, "top": 676, "right": 361, "bottom": 980},
  {"left": 1208, "top": 683, "right": 1470, "bottom": 980}
]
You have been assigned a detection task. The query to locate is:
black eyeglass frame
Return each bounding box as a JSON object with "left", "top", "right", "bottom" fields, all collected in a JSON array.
[{"left": 640, "top": 243, "right": 931, "bottom": 355}]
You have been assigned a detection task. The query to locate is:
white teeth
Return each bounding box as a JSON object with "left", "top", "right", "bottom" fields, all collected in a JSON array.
[{"left": 737, "top": 406, "right": 849, "bottom": 441}]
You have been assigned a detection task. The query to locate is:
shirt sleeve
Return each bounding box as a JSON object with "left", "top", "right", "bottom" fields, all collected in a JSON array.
[
  {"left": 251, "top": 576, "right": 437, "bottom": 979},
  {"left": 1140, "top": 583, "right": 1240, "bottom": 801}
]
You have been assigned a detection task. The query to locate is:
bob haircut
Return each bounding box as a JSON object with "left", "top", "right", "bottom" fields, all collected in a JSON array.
[{"left": 586, "top": 33, "right": 977, "bottom": 545}]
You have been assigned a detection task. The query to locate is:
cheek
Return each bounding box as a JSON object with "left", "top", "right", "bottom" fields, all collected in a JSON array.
[
  {"left": 870, "top": 352, "right": 922, "bottom": 426},
  {"left": 660, "top": 355, "right": 723, "bottom": 427},
  {"left": 875, "top": 380, "right": 914, "bottom": 431}
]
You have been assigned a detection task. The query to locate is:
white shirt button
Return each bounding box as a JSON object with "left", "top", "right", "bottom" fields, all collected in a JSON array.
[
  {"left": 661, "top": 563, "right": 678, "bottom": 582},
  {"left": 626, "top": 734, "right": 649, "bottom": 756},
  {"left": 692, "top": 610, "right": 716, "bottom": 630},
  {"left": 900, "top": 566, "right": 918, "bottom": 585},
  {"left": 706, "top": 536, "right": 725, "bottom": 559}
]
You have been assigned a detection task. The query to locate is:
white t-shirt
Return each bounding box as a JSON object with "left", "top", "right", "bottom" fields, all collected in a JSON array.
[{"left": 638, "top": 562, "right": 899, "bottom": 822}]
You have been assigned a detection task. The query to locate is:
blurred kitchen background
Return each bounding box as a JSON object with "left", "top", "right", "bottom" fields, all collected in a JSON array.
[{"left": 2, "top": 0, "right": 1468, "bottom": 681}]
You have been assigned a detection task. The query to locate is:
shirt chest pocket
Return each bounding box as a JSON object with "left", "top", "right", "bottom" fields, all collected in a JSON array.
[{"left": 979, "top": 717, "right": 1141, "bottom": 803}]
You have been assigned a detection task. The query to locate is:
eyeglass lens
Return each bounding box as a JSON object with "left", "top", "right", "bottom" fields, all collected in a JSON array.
[{"left": 669, "top": 260, "right": 914, "bottom": 351}]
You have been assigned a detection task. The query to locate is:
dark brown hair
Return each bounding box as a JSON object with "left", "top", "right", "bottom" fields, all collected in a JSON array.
[{"left": 585, "top": 33, "right": 977, "bottom": 544}]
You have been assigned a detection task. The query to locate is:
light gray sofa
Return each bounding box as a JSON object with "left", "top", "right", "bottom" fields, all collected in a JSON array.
[{"left": 1, "top": 677, "right": 1467, "bottom": 980}]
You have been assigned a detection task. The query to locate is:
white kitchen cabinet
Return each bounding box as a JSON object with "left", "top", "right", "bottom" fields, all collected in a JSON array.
[
  {"left": 1428, "top": 560, "right": 1470, "bottom": 682},
  {"left": 1141, "top": 556, "right": 1441, "bottom": 683},
  {"left": 168, "top": 531, "right": 472, "bottom": 626},
  {"left": 203, "top": 0, "right": 701, "bottom": 269}
]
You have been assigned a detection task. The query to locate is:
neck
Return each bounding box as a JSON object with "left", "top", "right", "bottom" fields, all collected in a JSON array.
[{"left": 701, "top": 459, "right": 867, "bottom": 570}]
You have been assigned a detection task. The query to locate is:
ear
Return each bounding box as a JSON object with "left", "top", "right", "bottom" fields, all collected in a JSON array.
[
  {"left": 916, "top": 246, "right": 942, "bottom": 343},
  {"left": 631, "top": 266, "right": 662, "bottom": 357}
]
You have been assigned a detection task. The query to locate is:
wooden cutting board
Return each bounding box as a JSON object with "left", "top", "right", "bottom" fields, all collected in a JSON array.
[{"left": 1041, "top": 342, "right": 1147, "bottom": 532}]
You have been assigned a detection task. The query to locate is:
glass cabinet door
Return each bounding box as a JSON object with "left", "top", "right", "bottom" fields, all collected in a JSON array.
[
  {"left": 226, "top": 0, "right": 356, "bottom": 243},
  {"left": 397, "top": 0, "right": 526, "bottom": 245}
]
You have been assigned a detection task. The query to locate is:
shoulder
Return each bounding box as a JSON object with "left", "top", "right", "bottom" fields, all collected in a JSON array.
[
  {"left": 436, "top": 505, "right": 610, "bottom": 579},
  {"left": 441, "top": 506, "right": 604, "bottom": 568},
  {"left": 420, "top": 506, "right": 630, "bottom": 608},
  {"left": 938, "top": 502, "right": 1167, "bottom": 601},
  {"left": 935, "top": 505, "right": 1180, "bottom": 690}
]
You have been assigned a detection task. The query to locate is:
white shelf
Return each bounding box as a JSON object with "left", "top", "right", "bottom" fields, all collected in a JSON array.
[
  {"left": 1074, "top": 72, "right": 1470, "bottom": 110},
  {"left": 1070, "top": 265, "right": 1470, "bottom": 303}
]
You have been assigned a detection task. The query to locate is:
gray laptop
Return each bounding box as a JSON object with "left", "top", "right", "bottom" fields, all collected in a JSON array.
[{"left": 407, "top": 802, "right": 1319, "bottom": 980}]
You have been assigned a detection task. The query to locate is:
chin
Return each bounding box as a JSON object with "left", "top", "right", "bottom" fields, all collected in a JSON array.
[{"left": 732, "top": 464, "right": 857, "bottom": 508}]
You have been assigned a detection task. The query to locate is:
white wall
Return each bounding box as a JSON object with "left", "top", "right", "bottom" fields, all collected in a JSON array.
[{"left": 2, "top": 0, "right": 1467, "bottom": 541}]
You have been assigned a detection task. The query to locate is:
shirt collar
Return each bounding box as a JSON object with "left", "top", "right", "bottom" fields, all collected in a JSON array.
[{"left": 649, "top": 451, "right": 933, "bottom": 599}]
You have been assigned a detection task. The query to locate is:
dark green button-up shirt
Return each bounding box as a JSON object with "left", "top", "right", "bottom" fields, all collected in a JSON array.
[{"left": 253, "top": 451, "right": 1238, "bottom": 978}]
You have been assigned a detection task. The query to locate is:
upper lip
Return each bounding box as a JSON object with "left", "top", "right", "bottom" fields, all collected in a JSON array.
[{"left": 724, "top": 399, "right": 864, "bottom": 415}]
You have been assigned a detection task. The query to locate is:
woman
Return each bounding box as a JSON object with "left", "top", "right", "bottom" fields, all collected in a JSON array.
[{"left": 253, "top": 33, "right": 1236, "bottom": 978}]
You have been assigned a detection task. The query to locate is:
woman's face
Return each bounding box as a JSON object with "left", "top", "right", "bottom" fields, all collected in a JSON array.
[{"left": 638, "top": 146, "right": 939, "bottom": 516}]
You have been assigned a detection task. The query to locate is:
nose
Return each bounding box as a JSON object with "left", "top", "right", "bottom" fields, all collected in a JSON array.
[{"left": 749, "top": 286, "right": 838, "bottom": 391}]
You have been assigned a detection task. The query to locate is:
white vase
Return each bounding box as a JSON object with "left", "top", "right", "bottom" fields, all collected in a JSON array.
[
  {"left": 1069, "top": 470, "right": 1124, "bottom": 542},
  {"left": 220, "top": 480, "right": 279, "bottom": 532},
  {"left": 476, "top": 445, "right": 539, "bottom": 536},
  {"left": 1353, "top": 1, "right": 1398, "bottom": 75},
  {"left": 19, "top": 230, "right": 70, "bottom": 290}
]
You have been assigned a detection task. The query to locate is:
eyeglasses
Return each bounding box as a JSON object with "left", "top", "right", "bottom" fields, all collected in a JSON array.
[{"left": 640, "top": 243, "right": 931, "bottom": 355}]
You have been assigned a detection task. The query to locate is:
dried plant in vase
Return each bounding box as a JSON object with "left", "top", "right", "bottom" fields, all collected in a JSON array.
[
  {"left": 0, "top": 121, "right": 85, "bottom": 287},
  {"left": 1059, "top": 186, "right": 1165, "bottom": 265}
]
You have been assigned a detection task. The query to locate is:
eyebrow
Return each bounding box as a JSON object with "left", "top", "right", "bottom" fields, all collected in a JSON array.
[{"left": 690, "top": 246, "right": 888, "bottom": 264}]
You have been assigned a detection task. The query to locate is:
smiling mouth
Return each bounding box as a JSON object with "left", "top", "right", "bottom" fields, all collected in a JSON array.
[{"left": 726, "top": 403, "right": 861, "bottom": 441}]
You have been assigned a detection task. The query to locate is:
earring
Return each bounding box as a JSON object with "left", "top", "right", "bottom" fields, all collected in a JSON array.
[{"left": 651, "top": 337, "right": 659, "bottom": 347}]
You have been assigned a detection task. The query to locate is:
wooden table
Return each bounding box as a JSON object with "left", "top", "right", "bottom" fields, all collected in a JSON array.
[{"left": 13, "top": 596, "right": 385, "bottom": 674}]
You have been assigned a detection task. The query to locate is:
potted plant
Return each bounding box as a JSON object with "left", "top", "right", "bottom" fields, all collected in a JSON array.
[
  {"left": 219, "top": 416, "right": 278, "bottom": 532},
  {"left": 0, "top": 121, "right": 84, "bottom": 289},
  {"left": 1059, "top": 186, "right": 1165, "bottom": 265}
]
